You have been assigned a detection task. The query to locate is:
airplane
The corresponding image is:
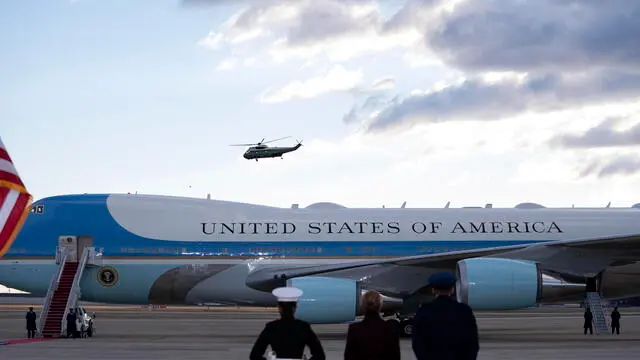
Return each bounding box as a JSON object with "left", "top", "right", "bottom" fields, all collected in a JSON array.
[
  {"left": 230, "top": 136, "right": 303, "bottom": 161},
  {"left": 4, "top": 140, "right": 640, "bottom": 337}
]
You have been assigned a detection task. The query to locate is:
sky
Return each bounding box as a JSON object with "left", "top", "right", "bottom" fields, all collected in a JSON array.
[{"left": 2, "top": 0, "right": 640, "bottom": 209}]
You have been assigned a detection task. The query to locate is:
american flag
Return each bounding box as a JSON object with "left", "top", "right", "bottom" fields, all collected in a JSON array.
[{"left": 0, "top": 137, "right": 32, "bottom": 258}]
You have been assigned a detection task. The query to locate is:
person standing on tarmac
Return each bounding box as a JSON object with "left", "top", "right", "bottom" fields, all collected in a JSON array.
[
  {"left": 66, "top": 308, "right": 78, "bottom": 339},
  {"left": 412, "top": 272, "right": 479, "bottom": 360},
  {"left": 250, "top": 287, "right": 325, "bottom": 360},
  {"left": 25, "top": 307, "right": 37, "bottom": 338},
  {"left": 583, "top": 308, "right": 593, "bottom": 335},
  {"left": 611, "top": 307, "right": 621, "bottom": 334},
  {"left": 344, "top": 290, "right": 401, "bottom": 360}
]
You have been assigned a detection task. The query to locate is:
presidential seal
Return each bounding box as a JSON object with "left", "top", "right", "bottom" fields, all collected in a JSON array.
[{"left": 97, "top": 266, "right": 119, "bottom": 287}]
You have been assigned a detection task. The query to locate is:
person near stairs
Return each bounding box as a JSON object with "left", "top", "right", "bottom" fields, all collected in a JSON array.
[
  {"left": 66, "top": 308, "right": 78, "bottom": 339},
  {"left": 611, "top": 307, "right": 621, "bottom": 335},
  {"left": 25, "top": 307, "right": 37, "bottom": 338},
  {"left": 584, "top": 308, "right": 593, "bottom": 335}
]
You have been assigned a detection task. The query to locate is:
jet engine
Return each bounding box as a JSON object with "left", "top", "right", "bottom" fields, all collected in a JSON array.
[
  {"left": 455, "top": 258, "right": 586, "bottom": 310},
  {"left": 288, "top": 276, "right": 403, "bottom": 323}
]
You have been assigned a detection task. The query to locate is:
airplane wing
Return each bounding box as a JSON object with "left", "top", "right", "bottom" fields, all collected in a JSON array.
[{"left": 246, "top": 234, "right": 640, "bottom": 293}]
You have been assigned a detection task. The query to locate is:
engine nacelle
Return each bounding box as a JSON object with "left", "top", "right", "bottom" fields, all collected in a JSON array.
[
  {"left": 289, "top": 276, "right": 359, "bottom": 324},
  {"left": 456, "top": 258, "right": 539, "bottom": 310},
  {"left": 455, "top": 258, "right": 586, "bottom": 310}
]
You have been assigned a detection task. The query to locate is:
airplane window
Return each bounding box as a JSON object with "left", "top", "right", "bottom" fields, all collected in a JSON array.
[{"left": 29, "top": 205, "right": 44, "bottom": 214}]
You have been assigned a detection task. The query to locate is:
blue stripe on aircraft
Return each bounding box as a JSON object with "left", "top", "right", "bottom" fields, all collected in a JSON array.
[
  {"left": 3, "top": 240, "right": 544, "bottom": 258},
  {"left": 5, "top": 194, "right": 546, "bottom": 258}
]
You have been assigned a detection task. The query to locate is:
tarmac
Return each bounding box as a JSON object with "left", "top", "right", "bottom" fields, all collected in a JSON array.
[{"left": 1, "top": 306, "right": 640, "bottom": 359}]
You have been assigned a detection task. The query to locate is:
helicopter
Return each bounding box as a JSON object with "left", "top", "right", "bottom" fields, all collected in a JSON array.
[{"left": 230, "top": 136, "right": 303, "bottom": 161}]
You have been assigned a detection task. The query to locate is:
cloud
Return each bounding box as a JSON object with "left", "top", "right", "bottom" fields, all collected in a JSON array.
[
  {"left": 260, "top": 65, "right": 362, "bottom": 103},
  {"left": 369, "top": 77, "right": 395, "bottom": 91},
  {"left": 259, "top": 65, "right": 395, "bottom": 103},
  {"left": 551, "top": 116, "right": 640, "bottom": 149},
  {"left": 188, "top": 0, "right": 640, "bottom": 184},
  {"left": 351, "top": 71, "right": 640, "bottom": 132},
  {"left": 215, "top": 58, "right": 236, "bottom": 71},
  {"left": 426, "top": 0, "right": 640, "bottom": 74},
  {"left": 580, "top": 155, "right": 640, "bottom": 178},
  {"left": 343, "top": 94, "right": 394, "bottom": 125},
  {"left": 194, "top": 1, "right": 640, "bottom": 131},
  {"left": 326, "top": 1, "right": 640, "bottom": 133},
  {"left": 196, "top": 0, "right": 440, "bottom": 64}
]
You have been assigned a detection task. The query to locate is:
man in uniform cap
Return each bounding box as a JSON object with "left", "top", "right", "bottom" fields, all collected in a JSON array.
[
  {"left": 411, "top": 272, "right": 479, "bottom": 360},
  {"left": 250, "top": 287, "right": 326, "bottom": 360}
]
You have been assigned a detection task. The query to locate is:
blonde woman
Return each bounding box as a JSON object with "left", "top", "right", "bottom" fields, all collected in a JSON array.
[{"left": 344, "top": 290, "right": 401, "bottom": 360}]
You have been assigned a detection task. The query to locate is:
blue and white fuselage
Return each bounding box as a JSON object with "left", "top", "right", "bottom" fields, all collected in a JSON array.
[{"left": 3, "top": 193, "right": 640, "bottom": 324}]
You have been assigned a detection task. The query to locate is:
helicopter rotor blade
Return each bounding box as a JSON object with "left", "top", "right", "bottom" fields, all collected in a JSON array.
[
  {"left": 262, "top": 136, "right": 291, "bottom": 144},
  {"left": 229, "top": 143, "right": 259, "bottom": 146}
]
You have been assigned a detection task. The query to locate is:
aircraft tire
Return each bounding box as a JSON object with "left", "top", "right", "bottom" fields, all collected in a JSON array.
[
  {"left": 387, "top": 317, "right": 415, "bottom": 337},
  {"left": 400, "top": 319, "right": 413, "bottom": 337}
]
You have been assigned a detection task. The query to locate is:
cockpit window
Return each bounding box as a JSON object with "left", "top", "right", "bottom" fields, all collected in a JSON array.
[{"left": 30, "top": 204, "right": 45, "bottom": 214}]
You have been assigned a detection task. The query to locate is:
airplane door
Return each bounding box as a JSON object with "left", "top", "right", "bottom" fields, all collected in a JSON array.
[
  {"left": 58, "top": 236, "right": 78, "bottom": 262},
  {"left": 77, "top": 236, "right": 93, "bottom": 255}
]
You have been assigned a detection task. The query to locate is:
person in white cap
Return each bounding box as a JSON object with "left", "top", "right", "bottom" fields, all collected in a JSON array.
[{"left": 249, "top": 287, "right": 325, "bottom": 360}]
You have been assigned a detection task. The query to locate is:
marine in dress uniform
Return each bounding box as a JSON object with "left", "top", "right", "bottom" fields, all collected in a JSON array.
[
  {"left": 411, "top": 272, "right": 479, "bottom": 360},
  {"left": 250, "top": 287, "right": 326, "bottom": 360}
]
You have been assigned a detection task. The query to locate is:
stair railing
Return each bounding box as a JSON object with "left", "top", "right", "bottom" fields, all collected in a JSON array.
[
  {"left": 585, "top": 292, "right": 611, "bottom": 335},
  {"left": 39, "top": 247, "right": 68, "bottom": 335},
  {"left": 597, "top": 297, "right": 612, "bottom": 330},
  {"left": 61, "top": 247, "right": 93, "bottom": 335}
]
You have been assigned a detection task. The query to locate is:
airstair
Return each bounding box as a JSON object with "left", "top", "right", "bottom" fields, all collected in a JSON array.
[
  {"left": 39, "top": 246, "right": 96, "bottom": 337},
  {"left": 585, "top": 292, "right": 611, "bottom": 335}
]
